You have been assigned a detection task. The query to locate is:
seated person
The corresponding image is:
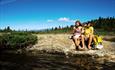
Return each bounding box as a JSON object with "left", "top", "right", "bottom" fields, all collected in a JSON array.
[
  {"left": 72, "top": 21, "right": 85, "bottom": 50},
  {"left": 83, "top": 22, "right": 94, "bottom": 49}
]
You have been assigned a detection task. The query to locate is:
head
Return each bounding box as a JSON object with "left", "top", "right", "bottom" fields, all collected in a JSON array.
[
  {"left": 87, "top": 23, "right": 91, "bottom": 27},
  {"left": 87, "top": 22, "right": 93, "bottom": 27},
  {"left": 82, "top": 22, "right": 87, "bottom": 27},
  {"left": 75, "top": 21, "right": 82, "bottom": 26}
]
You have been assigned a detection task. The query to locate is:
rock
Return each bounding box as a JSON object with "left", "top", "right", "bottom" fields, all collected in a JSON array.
[{"left": 28, "top": 34, "right": 115, "bottom": 61}]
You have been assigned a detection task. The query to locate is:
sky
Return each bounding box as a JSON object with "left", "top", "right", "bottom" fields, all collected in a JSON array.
[{"left": 0, "top": 0, "right": 115, "bottom": 30}]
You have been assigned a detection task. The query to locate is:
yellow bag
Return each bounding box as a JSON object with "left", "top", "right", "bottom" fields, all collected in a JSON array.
[
  {"left": 94, "top": 35, "right": 103, "bottom": 49},
  {"left": 96, "top": 35, "right": 102, "bottom": 43}
]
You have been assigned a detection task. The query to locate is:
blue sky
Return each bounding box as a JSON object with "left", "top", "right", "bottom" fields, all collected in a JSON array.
[{"left": 0, "top": 0, "right": 115, "bottom": 30}]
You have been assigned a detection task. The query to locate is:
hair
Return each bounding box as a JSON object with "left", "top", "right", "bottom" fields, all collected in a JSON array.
[
  {"left": 75, "top": 21, "right": 82, "bottom": 26},
  {"left": 82, "top": 22, "right": 87, "bottom": 26},
  {"left": 87, "top": 22, "right": 93, "bottom": 26}
]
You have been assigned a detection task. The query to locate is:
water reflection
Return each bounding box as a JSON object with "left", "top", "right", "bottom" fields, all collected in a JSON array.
[{"left": 0, "top": 51, "right": 115, "bottom": 70}]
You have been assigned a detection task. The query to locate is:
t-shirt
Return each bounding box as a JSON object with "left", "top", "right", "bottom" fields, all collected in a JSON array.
[
  {"left": 84, "top": 26, "right": 94, "bottom": 35},
  {"left": 73, "top": 26, "right": 82, "bottom": 35}
]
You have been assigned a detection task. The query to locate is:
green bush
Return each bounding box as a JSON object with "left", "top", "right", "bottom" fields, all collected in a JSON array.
[{"left": 0, "top": 32, "right": 37, "bottom": 49}]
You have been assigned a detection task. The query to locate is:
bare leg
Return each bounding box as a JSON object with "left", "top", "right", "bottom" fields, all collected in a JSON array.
[
  {"left": 73, "top": 37, "right": 79, "bottom": 50},
  {"left": 75, "top": 39, "right": 79, "bottom": 49},
  {"left": 81, "top": 35, "right": 85, "bottom": 49},
  {"left": 88, "top": 35, "right": 93, "bottom": 49},
  {"left": 93, "top": 35, "right": 97, "bottom": 45},
  {"left": 77, "top": 39, "right": 80, "bottom": 46}
]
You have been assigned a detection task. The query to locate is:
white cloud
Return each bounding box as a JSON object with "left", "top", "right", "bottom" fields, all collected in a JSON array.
[
  {"left": 46, "top": 17, "right": 76, "bottom": 23},
  {"left": 58, "top": 17, "right": 70, "bottom": 22},
  {"left": 58, "top": 17, "right": 75, "bottom": 22},
  {"left": 47, "top": 19, "right": 54, "bottom": 22}
]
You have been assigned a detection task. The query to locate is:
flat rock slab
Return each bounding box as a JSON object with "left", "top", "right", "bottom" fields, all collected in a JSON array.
[{"left": 28, "top": 34, "right": 115, "bottom": 61}]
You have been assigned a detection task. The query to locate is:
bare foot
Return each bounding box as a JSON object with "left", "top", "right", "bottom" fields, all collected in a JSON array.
[
  {"left": 88, "top": 45, "right": 91, "bottom": 49},
  {"left": 81, "top": 46, "right": 85, "bottom": 49}
]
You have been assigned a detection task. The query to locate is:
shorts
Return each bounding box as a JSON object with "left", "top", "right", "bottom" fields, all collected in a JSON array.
[{"left": 73, "top": 34, "right": 81, "bottom": 39}]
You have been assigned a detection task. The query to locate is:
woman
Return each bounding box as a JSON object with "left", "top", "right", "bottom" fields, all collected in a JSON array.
[
  {"left": 72, "top": 21, "right": 85, "bottom": 50},
  {"left": 84, "top": 22, "right": 94, "bottom": 49}
]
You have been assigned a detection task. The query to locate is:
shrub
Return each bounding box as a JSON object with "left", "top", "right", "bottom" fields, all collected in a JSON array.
[{"left": 0, "top": 32, "right": 37, "bottom": 49}]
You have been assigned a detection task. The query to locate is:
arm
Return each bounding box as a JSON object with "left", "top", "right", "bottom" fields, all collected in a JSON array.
[
  {"left": 91, "top": 27, "right": 94, "bottom": 34},
  {"left": 81, "top": 27, "right": 85, "bottom": 34},
  {"left": 89, "top": 27, "right": 94, "bottom": 35},
  {"left": 72, "top": 26, "right": 76, "bottom": 34}
]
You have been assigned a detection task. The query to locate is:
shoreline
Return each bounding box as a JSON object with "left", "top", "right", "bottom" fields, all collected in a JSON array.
[{"left": 27, "top": 34, "right": 115, "bottom": 61}]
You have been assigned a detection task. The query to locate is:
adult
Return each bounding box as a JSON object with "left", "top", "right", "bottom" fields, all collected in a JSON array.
[
  {"left": 72, "top": 21, "right": 85, "bottom": 50},
  {"left": 83, "top": 22, "right": 94, "bottom": 49}
]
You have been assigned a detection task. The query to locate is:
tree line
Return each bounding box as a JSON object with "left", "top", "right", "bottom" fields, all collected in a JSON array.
[
  {"left": 51, "top": 17, "right": 115, "bottom": 31},
  {"left": 0, "top": 17, "right": 115, "bottom": 33},
  {"left": 0, "top": 26, "right": 12, "bottom": 32},
  {"left": 89, "top": 17, "right": 115, "bottom": 30}
]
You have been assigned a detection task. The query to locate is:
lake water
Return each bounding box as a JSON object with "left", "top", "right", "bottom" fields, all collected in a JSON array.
[{"left": 0, "top": 51, "right": 115, "bottom": 70}]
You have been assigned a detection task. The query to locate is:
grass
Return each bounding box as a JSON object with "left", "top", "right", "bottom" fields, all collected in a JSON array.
[{"left": 94, "top": 29, "right": 115, "bottom": 36}]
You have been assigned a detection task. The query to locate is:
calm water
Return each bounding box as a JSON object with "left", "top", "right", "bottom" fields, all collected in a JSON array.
[{"left": 0, "top": 51, "right": 115, "bottom": 70}]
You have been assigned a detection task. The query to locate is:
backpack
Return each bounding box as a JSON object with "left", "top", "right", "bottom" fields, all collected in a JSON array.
[{"left": 94, "top": 35, "right": 103, "bottom": 49}]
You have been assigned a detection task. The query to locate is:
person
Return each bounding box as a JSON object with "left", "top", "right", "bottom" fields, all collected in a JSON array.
[
  {"left": 72, "top": 21, "right": 85, "bottom": 50},
  {"left": 83, "top": 22, "right": 94, "bottom": 49}
]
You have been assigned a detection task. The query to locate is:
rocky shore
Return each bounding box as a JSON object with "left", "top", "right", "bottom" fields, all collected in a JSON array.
[
  {"left": 1, "top": 34, "right": 115, "bottom": 70},
  {"left": 28, "top": 34, "right": 115, "bottom": 61}
]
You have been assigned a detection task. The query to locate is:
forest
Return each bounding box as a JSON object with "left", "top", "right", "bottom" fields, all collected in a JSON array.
[{"left": 39, "top": 17, "right": 115, "bottom": 34}]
